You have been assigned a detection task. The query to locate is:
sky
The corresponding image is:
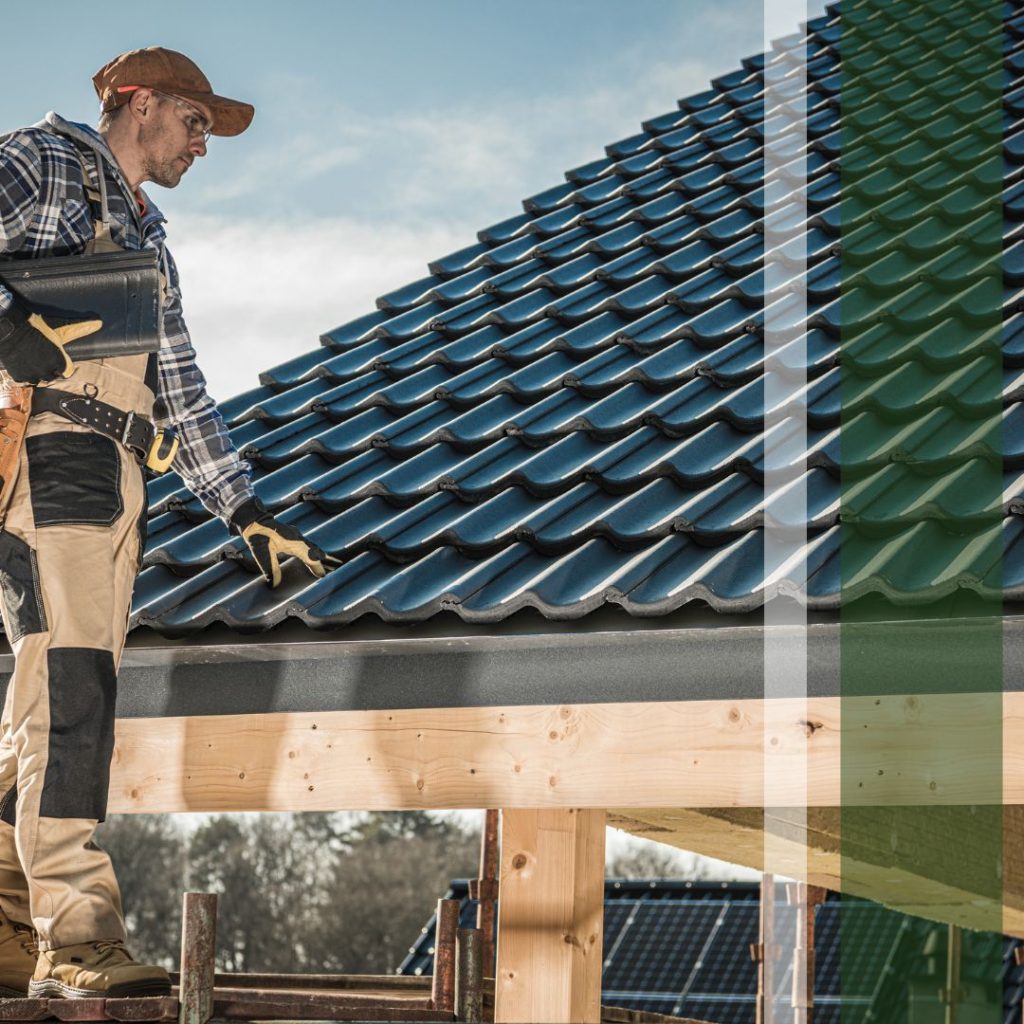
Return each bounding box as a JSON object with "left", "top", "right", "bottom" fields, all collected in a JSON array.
[{"left": 0, "top": 0, "right": 823, "bottom": 402}]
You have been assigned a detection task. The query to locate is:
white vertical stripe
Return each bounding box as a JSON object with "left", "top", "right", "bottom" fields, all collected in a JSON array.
[{"left": 763, "top": 2, "right": 812, "bottom": 1022}]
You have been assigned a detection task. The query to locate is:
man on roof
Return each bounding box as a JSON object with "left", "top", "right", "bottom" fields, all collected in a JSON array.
[{"left": 0, "top": 47, "right": 337, "bottom": 999}]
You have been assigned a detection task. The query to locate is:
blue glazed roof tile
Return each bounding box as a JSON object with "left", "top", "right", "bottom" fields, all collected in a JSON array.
[
  {"left": 320, "top": 309, "right": 390, "bottom": 350},
  {"left": 565, "top": 156, "right": 619, "bottom": 186},
  {"left": 217, "top": 385, "right": 278, "bottom": 426},
  {"left": 426, "top": 240, "right": 491, "bottom": 278},
  {"left": 129, "top": 0, "right": 1024, "bottom": 635},
  {"left": 522, "top": 180, "right": 576, "bottom": 213},
  {"left": 605, "top": 130, "right": 652, "bottom": 160}
]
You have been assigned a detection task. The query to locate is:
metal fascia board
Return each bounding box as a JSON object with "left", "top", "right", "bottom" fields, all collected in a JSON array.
[{"left": 0, "top": 616, "right": 1016, "bottom": 719}]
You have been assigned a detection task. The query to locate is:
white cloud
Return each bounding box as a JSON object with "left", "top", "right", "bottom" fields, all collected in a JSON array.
[
  {"left": 195, "top": 135, "right": 370, "bottom": 206},
  {"left": 170, "top": 212, "right": 477, "bottom": 401},
  {"left": 170, "top": 43, "right": 731, "bottom": 401}
]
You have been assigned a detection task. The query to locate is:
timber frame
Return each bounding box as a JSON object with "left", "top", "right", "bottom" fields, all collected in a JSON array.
[{"left": 2, "top": 616, "right": 1017, "bottom": 1023}]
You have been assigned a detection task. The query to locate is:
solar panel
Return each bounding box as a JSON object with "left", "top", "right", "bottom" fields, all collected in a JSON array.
[
  {"left": 681, "top": 903, "right": 759, "bottom": 1004},
  {"left": 400, "top": 880, "right": 1024, "bottom": 1021},
  {"left": 673, "top": 994, "right": 756, "bottom": 1024},
  {"left": 602, "top": 901, "right": 723, "bottom": 992}
]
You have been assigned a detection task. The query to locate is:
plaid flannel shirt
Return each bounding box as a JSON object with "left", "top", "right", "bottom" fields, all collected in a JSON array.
[{"left": 0, "top": 112, "right": 253, "bottom": 524}]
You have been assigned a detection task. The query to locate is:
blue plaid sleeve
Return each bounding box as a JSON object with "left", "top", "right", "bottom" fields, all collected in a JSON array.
[
  {"left": 0, "top": 131, "right": 44, "bottom": 312},
  {"left": 153, "top": 246, "right": 254, "bottom": 525}
]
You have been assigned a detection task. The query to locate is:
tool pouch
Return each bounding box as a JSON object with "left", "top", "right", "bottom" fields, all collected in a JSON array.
[{"left": 0, "top": 378, "right": 32, "bottom": 522}]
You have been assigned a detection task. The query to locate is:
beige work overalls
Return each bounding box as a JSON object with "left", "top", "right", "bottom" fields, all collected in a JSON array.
[{"left": 0, "top": 138, "right": 160, "bottom": 949}]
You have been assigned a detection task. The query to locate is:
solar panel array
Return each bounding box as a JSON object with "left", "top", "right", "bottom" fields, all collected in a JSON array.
[{"left": 399, "top": 881, "right": 1024, "bottom": 1024}]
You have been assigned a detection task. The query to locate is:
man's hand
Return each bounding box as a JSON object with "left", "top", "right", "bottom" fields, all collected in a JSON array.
[
  {"left": 230, "top": 496, "right": 342, "bottom": 588},
  {"left": 0, "top": 301, "right": 101, "bottom": 383}
]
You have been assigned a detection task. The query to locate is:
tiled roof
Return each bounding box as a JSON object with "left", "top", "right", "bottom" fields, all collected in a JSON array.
[
  {"left": 399, "top": 880, "right": 1024, "bottom": 1024},
  {"left": 130, "top": 0, "right": 1024, "bottom": 634}
]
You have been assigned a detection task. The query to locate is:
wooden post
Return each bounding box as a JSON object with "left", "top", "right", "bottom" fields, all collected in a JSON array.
[
  {"left": 942, "top": 923, "right": 962, "bottom": 1024},
  {"left": 805, "top": 885, "right": 826, "bottom": 1024},
  {"left": 178, "top": 892, "right": 217, "bottom": 1024},
  {"left": 786, "top": 882, "right": 826, "bottom": 1024},
  {"left": 753, "top": 873, "right": 775, "bottom": 1024},
  {"left": 431, "top": 898, "right": 459, "bottom": 1015},
  {"left": 455, "top": 927, "right": 484, "bottom": 1023},
  {"left": 1016, "top": 945, "right": 1024, "bottom": 1022},
  {"left": 494, "top": 808, "right": 605, "bottom": 1024},
  {"left": 472, "top": 809, "right": 499, "bottom": 976}
]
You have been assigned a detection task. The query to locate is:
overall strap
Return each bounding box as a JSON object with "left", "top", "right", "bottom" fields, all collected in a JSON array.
[
  {"left": 68, "top": 144, "right": 161, "bottom": 390},
  {"left": 72, "top": 145, "right": 118, "bottom": 248},
  {"left": 63, "top": 136, "right": 163, "bottom": 392}
]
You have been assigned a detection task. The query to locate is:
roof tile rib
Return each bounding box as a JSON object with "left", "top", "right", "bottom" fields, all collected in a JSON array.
[{"left": 131, "top": 0, "right": 1024, "bottom": 635}]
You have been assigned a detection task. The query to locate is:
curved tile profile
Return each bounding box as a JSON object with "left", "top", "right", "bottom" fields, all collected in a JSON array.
[{"left": 132, "top": 0, "right": 1024, "bottom": 634}]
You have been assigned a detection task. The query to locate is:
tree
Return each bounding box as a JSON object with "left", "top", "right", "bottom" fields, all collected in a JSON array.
[
  {"left": 606, "top": 838, "right": 708, "bottom": 880},
  {"left": 340, "top": 810, "right": 455, "bottom": 847},
  {"left": 99, "top": 811, "right": 482, "bottom": 974},
  {"left": 186, "top": 812, "right": 340, "bottom": 972},
  {"left": 311, "top": 813, "right": 480, "bottom": 973}
]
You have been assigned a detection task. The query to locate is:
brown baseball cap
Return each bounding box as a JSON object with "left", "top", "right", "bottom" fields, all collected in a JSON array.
[{"left": 93, "top": 47, "right": 254, "bottom": 137}]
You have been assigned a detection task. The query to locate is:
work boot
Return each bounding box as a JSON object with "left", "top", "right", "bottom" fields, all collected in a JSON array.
[
  {"left": 29, "top": 940, "right": 171, "bottom": 998},
  {"left": 0, "top": 913, "right": 38, "bottom": 996}
]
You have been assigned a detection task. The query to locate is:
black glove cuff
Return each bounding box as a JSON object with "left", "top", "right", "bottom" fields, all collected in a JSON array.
[
  {"left": 229, "top": 495, "right": 270, "bottom": 534},
  {"left": 0, "top": 300, "right": 29, "bottom": 342},
  {"left": 0, "top": 301, "right": 66, "bottom": 384}
]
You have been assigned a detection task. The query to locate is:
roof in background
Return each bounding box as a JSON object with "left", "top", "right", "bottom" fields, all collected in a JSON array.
[
  {"left": 127, "top": 0, "right": 1024, "bottom": 636},
  {"left": 399, "top": 879, "right": 1024, "bottom": 1024}
]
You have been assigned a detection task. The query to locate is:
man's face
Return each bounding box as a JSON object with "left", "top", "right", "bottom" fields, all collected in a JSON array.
[{"left": 138, "top": 92, "right": 211, "bottom": 189}]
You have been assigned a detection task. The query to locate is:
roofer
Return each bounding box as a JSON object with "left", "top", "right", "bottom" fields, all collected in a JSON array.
[{"left": 0, "top": 47, "right": 337, "bottom": 998}]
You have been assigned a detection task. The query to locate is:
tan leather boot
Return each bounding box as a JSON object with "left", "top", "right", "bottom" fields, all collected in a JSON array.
[
  {"left": 28, "top": 940, "right": 171, "bottom": 998},
  {"left": 0, "top": 912, "right": 38, "bottom": 997}
]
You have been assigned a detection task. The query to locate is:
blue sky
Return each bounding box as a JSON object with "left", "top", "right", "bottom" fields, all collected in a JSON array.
[{"left": 0, "top": 0, "right": 822, "bottom": 401}]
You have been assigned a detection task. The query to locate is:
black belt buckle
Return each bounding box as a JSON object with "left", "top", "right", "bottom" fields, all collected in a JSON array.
[{"left": 120, "top": 410, "right": 153, "bottom": 462}]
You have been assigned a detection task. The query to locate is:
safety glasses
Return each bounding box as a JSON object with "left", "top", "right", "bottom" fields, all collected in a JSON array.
[
  {"left": 115, "top": 85, "right": 213, "bottom": 142},
  {"left": 152, "top": 90, "right": 213, "bottom": 143}
]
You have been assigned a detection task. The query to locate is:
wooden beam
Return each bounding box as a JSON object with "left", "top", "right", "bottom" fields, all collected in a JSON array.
[
  {"left": 494, "top": 809, "right": 605, "bottom": 1024},
  {"left": 106, "top": 699, "right": 812, "bottom": 813},
  {"left": 107, "top": 693, "right": 1024, "bottom": 814},
  {"left": 610, "top": 807, "right": 1024, "bottom": 937}
]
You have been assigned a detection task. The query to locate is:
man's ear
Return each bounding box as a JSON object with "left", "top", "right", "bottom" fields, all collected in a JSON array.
[{"left": 127, "top": 88, "right": 157, "bottom": 127}]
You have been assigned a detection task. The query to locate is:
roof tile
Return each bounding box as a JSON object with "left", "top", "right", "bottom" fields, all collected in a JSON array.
[{"left": 132, "top": 0, "right": 1024, "bottom": 634}]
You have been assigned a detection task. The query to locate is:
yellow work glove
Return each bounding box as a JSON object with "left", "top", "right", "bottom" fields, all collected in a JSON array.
[
  {"left": 0, "top": 301, "right": 101, "bottom": 383},
  {"left": 230, "top": 497, "right": 342, "bottom": 589},
  {"left": 26, "top": 313, "right": 101, "bottom": 378}
]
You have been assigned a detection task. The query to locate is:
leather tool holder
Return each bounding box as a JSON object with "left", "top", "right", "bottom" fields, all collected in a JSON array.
[
  {"left": 0, "top": 377, "right": 32, "bottom": 524},
  {"left": 0, "top": 248, "right": 161, "bottom": 360}
]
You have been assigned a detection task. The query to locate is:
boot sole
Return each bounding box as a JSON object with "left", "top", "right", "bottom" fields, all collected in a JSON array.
[{"left": 28, "top": 978, "right": 172, "bottom": 999}]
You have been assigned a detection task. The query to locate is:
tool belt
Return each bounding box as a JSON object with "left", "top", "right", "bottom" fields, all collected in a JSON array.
[
  {"left": 0, "top": 382, "right": 33, "bottom": 520},
  {"left": 32, "top": 386, "right": 178, "bottom": 473}
]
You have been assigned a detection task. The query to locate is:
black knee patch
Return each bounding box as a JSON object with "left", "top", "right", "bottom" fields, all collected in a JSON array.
[
  {"left": 0, "top": 531, "right": 47, "bottom": 642},
  {"left": 27, "top": 432, "right": 123, "bottom": 527},
  {"left": 0, "top": 785, "right": 16, "bottom": 827},
  {"left": 41, "top": 648, "right": 116, "bottom": 821}
]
